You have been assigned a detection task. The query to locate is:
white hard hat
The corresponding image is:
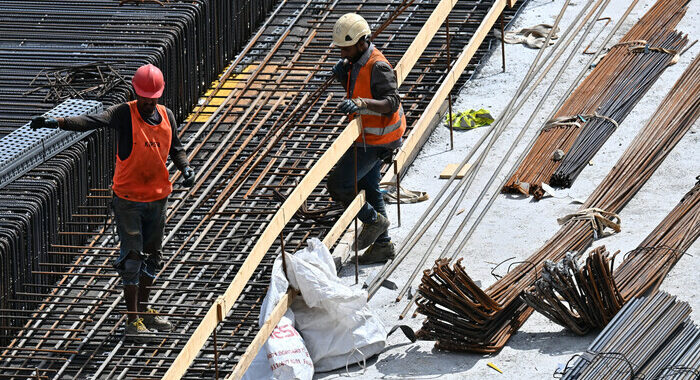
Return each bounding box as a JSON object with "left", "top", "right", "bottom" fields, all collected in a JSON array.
[{"left": 333, "top": 13, "right": 371, "bottom": 47}]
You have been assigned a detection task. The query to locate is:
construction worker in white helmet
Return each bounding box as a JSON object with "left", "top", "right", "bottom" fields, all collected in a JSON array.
[{"left": 326, "top": 13, "right": 407, "bottom": 264}]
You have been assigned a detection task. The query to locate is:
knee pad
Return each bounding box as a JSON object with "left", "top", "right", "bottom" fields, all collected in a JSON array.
[{"left": 121, "top": 258, "right": 142, "bottom": 285}]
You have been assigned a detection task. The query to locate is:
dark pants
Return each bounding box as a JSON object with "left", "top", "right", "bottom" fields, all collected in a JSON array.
[
  {"left": 112, "top": 195, "right": 167, "bottom": 286},
  {"left": 327, "top": 146, "right": 391, "bottom": 243}
]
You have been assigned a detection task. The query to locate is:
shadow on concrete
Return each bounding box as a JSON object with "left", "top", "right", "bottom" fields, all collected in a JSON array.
[
  {"left": 506, "top": 329, "right": 596, "bottom": 356},
  {"left": 374, "top": 344, "right": 480, "bottom": 378}
]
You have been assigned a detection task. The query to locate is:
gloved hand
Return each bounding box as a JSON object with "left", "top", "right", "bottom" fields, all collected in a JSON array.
[
  {"left": 181, "top": 167, "right": 195, "bottom": 187},
  {"left": 30, "top": 116, "right": 59, "bottom": 130},
  {"left": 338, "top": 98, "right": 367, "bottom": 115},
  {"left": 332, "top": 58, "right": 349, "bottom": 79}
]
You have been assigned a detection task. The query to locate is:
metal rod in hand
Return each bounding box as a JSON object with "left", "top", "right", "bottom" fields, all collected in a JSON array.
[
  {"left": 394, "top": 159, "right": 401, "bottom": 227},
  {"left": 446, "top": 15, "right": 454, "bottom": 150}
]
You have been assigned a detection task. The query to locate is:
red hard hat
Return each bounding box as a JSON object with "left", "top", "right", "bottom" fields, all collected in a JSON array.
[{"left": 132, "top": 64, "right": 165, "bottom": 98}]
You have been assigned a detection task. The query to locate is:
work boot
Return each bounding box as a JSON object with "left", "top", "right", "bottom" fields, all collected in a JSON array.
[
  {"left": 142, "top": 309, "right": 173, "bottom": 332},
  {"left": 353, "top": 214, "right": 390, "bottom": 251},
  {"left": 125, "top": 318, "right": 156, "bottom": 343},
  {"left": 359, "top": 241, "right": 396, "bottom": 265}
]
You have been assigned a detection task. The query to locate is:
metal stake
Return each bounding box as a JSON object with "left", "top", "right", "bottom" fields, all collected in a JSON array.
[
  {"left": 500, "top": 13, "right": 506, "bottom": 72},
  {"left": 213, "top": 327, "right": 220, "bottom": 380},
  {"left": 446, "top": 15, "right": 454, "bottom": 150},
  {"left": 394, "top": 159, "right": 401, "bottom": 227},
  {"left": 354, "top": 144, "right": 359, "bottom": 284}
]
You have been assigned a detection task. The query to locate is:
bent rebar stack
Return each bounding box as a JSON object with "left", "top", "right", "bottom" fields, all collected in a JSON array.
[
  {"left": 415, "top": 35, "right": 700, "bottom": 353},
  {"left": 523, "top": 178, "right": 700, "bottom": 335}
]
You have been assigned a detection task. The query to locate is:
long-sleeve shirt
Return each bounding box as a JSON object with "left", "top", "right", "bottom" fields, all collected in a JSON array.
[
  {"left": 338, "top": 43, "right": 401, "bottom": 113},
  {"left": 61, "top": 103, "right": 190, "bottom": 172}
]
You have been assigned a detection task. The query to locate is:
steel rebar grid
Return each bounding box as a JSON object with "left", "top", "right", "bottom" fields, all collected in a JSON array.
[{"left": 0, "top": 0, "right": 527, "bottom": 378}]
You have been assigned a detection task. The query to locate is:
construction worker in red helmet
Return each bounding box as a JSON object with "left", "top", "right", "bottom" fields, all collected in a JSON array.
[
  {"left": 327, "top": 13, "right": 407, "bottom": 264},
  {"left": 30, "top": 63, "right": 195, "bottom": 343}
]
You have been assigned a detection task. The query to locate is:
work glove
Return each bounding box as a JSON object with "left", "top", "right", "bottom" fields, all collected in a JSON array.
[
  {"left": 332, "top": 58, "right": 349, "bottom": 79},
  {"left": 339, "top": 98, "right": 367, "bottom": 115},
  {"left": 30, "top": 116, "right": 59, "bottom": 130},
  {"left": 181, "top": 167, "right": 195, "bottom": 187}
]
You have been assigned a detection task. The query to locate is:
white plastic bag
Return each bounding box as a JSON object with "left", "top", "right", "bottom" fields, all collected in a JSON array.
[
  {"left": 242, "top": 258, "right": 313, "bottom": 380},
  {"left": 286, "top": 239, "right": 387, "bottom": 372}
]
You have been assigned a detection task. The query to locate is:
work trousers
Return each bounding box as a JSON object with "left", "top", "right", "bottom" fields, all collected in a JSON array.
[
  {"left": 327, "top": 145, "right": 392, "bottom": 243},
  {"left": 112, "top": 195, "right": 167, "bottom": 285}
]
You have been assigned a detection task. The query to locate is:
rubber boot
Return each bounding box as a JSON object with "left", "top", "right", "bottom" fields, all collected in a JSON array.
[
  {"left": 353, "top": 213, "right": 390, "bottom": 251},
  {"left": 359, "top": 241, "right": 396, "bottom": 264}
]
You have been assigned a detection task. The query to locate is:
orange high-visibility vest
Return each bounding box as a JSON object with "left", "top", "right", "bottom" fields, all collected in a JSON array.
[
  {"left": 348, "top": 48, "right": 406, "bottom": 146},
  {"left": 112, "top": 100, "right": 173, "bottom": 202}
]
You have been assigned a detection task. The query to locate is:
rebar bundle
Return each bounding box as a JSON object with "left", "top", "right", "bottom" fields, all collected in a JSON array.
[
  {"left": 24, "top": 63, "right": 130, "bottom": 104},
  {"left": 522, "top": 179, "right": 700, "bottom": 335},
  {"left": 550, "top": 30, "right": 688, "bottom": 187},
  {"left": 503, "top": 0, "right": 687, "bottom": 199},
  {"left": 415, "top": 34, "right": 700, "bottom": 353},
  {"left": 560, "top": 291, "right": 700, "bottom": 380},
  {"left": 0, "top": 0, "right": 278, "bottom": 137},
  {"left": 0, "top": 1, "right": 527, "bottom": 378}
]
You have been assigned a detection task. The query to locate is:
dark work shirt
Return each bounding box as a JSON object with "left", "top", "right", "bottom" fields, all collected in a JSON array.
[
  {"left": 339, "top": 43, "right": 401, "bottom": 113},
  {"left": 61, "top": 103, "right": 190, "bottom": 172}
]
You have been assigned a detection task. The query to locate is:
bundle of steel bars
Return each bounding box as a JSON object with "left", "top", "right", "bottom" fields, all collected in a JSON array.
[
  {"left": 0, "top": 0, "right": 276, "bottom": 354},
  {"left": 0, "top": 1, "right": 526, "bottom": 378},
  {"left": 522, "top": 179, "right": 700, "bottom": 334},
  {"left": 560, "top": 291, "right": 700, "bottom": 380},
  {"left": 414, "top": 32, "right": 700, "bottom": 353},
  {"left": 503, "top": 0, "right": 687, "bottom": 199},
  {"left": 0, "top": 0, "right": 278, "bottom": 137}
]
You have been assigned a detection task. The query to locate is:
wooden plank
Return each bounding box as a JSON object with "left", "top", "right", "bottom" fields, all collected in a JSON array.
[
  {"left": 323, "top": 190, "right": 366, "bottom": 248},
  {"left": 226, "top": 291, "right": 295, "bottom": 380},
  {"left": 439, "top": 163, "right": 473, "bottom": 179},
  {"left": 162, "top": 120, "right": 362, "bottom": 380},
  {"left": 382, "top": 0, "right": 509, "bottom": 184},
  {"left": 228, "top": 189, "right": 366, "bottom": 379},
  {"left": 394, "top": 0, "right": 458, "bottom": 84}
]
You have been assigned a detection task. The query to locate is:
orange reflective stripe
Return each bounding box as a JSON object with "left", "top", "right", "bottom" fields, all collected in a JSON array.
[{"left": 112, "top": 101, "right": 173, "bottom": 202}]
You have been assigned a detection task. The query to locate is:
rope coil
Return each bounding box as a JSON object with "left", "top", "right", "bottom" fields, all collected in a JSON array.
[
  {"left": 543, "top": 112, "right": 619, "bottom": 131},
  {"left": 610, "top": 39, "right": 680, "bottom": 64},
  {"left": 557, "top": 207, "right": 621, "bottom": 239}
]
